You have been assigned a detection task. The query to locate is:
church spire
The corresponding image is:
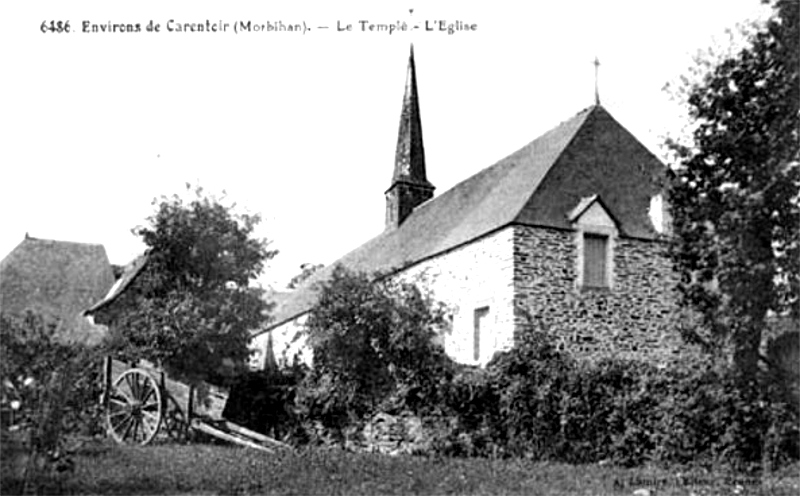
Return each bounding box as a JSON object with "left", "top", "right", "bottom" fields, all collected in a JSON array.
[{"left": 385, "top": 44, "right": 435, "bottom": 230}]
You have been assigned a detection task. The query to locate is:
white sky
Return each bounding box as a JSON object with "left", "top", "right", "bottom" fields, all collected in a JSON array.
[{"left": 0, "top": 0, "right": 771, "bottom": 289}]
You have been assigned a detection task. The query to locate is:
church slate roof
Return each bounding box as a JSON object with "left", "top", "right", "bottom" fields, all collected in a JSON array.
[
  {"left": 514, "top": 105, "right": 665, "bottom": 236},
  {"left": 0, "top": 236, "right": 115, "bottom": 342},
  {"left": 264, "top": 104, "right": 667, "bottom": 331}
]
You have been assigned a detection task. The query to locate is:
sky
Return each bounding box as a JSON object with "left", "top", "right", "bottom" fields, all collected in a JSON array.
[{"left": 0, "top": 0, "right": 772, "bottom": 289}]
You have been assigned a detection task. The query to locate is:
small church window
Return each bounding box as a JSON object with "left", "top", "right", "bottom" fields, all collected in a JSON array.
[
  {"left": 473, "top": 306, "right": 489, "bottom": 362},
  {"left": 583, "top": 233, "right": 608, "bottom": 288}
]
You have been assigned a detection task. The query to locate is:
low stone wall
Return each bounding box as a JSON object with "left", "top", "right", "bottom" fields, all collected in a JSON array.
[{"left": 360, "top": 412, "right": 430, "bottom": 455}]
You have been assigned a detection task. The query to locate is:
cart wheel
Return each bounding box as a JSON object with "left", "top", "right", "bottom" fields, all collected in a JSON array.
[{"left": 106, "top": 368, "right": 162, "bottom": 445}]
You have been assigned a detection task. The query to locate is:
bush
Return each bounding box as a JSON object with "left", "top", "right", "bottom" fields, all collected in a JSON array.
[
  {"left": 652, "top": 361, "right": 800, "bottom": 471},
  {"left": 489, "top": 332, "right": 572, "bottom": 460},
  {"left": 1, "top": 312, "right": 104, "bottom": 438},
  {"left": 554, "top": 359, "right": 657, "bottom": 465},
  {"left": 295, "top": 266, "right": 455, "bottom": 443},
  {"left": 427, "top": 332, "right": 573, "bottom": 459},
  {"left": 432, "top": 329, "right": 799, "bottom": 471},
  {"left": 1, "top": 312, "right": 105, "bottom": 493},
  {"left": 281, "top": 272, "right": 799, "bottom": 471},
  {"left": 105, "top": 185, "right": 276, "bottom": 388},
  {"left": 431, "top": 366, "right": 501, "bottom": 457}
]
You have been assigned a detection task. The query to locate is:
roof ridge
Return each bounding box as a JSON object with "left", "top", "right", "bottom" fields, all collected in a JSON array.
[
  {"left": 23, "top": 236, "right": 107, "bottom": 248},
  {"left": 1, "top": 236, "right": 109, "bottom": 272},
  {"left": 484, "top": 105, "right": 596, "bottom": 174},
  {"left": 495, "top": 105, "right": 597, "bottom": 224},
  {"left": 409, "top": 106, "right": 598, "bottom": 223}
]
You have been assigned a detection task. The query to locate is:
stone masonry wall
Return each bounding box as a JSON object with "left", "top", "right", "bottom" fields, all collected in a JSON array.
[
  {"left": 513, "top": 225, "right": 690, "bottom": 362},
  {"left": 399, "top": 227, "right": 515, "bottom": 365}
]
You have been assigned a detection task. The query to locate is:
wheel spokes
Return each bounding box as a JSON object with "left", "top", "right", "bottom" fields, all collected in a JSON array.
[
  {"left": 107, "top": 368, "right": 163, "bottom": 445},
  {"left": 111, "top": 387, "right": 135, "bottom": 405},
  {"left": 120, "top": 415, "right": 136, "bottom": 440},
  {"left": 109, "top": 412, "right": 133, "bottom": 431},
  {"left": 108, "top": 409, "right": 130, "bottom": 420},
  {"left": 141, "top": 387, "right": 155, "bottom": 405},
  {"left": 124, "top": 372, "right": 137, "bottom": 399}
]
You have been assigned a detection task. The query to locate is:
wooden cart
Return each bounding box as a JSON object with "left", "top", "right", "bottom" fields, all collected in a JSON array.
[{"left": 102, "top": 357, "right": 289, "bottom": 453}]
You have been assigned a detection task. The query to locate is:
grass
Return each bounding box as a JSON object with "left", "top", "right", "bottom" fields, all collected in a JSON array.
[{"left": 2, "top": 436, "right": 799, "bottom": 495}]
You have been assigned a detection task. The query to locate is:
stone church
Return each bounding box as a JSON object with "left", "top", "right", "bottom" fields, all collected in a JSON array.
[{"left": 252, "top": 47, "right": 687, "bottom": 368}]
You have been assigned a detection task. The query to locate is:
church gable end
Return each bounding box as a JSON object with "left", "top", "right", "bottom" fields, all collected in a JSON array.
[
  {"left": 509, "top": 108, "right": 688, "bottom": 361},
  {"left": 515, "top": 106, "right": 665, "bottom": 240}
]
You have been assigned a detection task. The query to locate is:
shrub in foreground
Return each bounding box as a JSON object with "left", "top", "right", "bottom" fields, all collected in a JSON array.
[
  {"left": 1, "top": 312, "right": 103, "bottom": 438},
  {"left": 295, "top": 266, "right": 454, "bottom": 444},
  {"left": 275, "top": 265, "right": 798, "bottom": 472},
  {"left": 437, "top": 331, "right": 799, "bottom": 471},
  {"left": 1, "top": 312, "right": 104, "bottom": 493}
]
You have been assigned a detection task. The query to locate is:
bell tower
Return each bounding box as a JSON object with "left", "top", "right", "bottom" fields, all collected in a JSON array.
[{"left": 385, "top": 45, "right": 435, "bottom": 230}]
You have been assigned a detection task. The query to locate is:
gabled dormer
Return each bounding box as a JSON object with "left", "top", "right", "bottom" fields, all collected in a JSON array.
[{"left": 569, "top": 195, "right": 620, "bottom": 290}]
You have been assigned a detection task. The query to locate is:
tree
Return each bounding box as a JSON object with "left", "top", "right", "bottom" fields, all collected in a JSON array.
[
  {"left": 297, "top": 266, "right": 452, "bottom": 433},
  {"left": 108, "top": 185, "right": 277, "bottom": 384},
  {"left": 666, "top": 0, "right": 799, "bottom": 377}
]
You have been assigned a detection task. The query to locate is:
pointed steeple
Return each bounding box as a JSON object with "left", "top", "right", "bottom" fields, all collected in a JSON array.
[{"left": 385, "top": 45, "right": 435, "bottom": 230}]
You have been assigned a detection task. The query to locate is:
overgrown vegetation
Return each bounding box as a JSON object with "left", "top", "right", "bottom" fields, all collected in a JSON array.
[
  {"left": 294, "top": 266, "right": 454, "bottom": 443},
  {"left": 0, "top": 312, "right": 104, "bottom": 493},
  {"left": 106, "top": 184, "right": 277, "bottom": 386},
  {"left": 1, "top": 313, "right": 104, "bottom": 436},
  {"left": 434, "top": 336, "right": 798, "bottom": 472},
  {"left": 263, "top": 266, "right": 798, "bottom": 472}
]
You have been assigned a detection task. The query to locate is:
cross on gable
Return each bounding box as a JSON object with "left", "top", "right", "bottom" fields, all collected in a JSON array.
[{"left": 593, "top": 56, "right": 601, "bottom": 105}]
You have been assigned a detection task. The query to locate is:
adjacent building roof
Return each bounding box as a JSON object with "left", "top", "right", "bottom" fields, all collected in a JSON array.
[
  {"left": 84, "top": 253, "right": 290, "bottom": 337},
  {"left": 263, "top": 104, "right": 668, "bottom": 332},
  {"left": 0, "top": 235, "right": 116, "bottom": 343},
  {"left": 83, "top": 252, "right": 149, "bottom": 316}
]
